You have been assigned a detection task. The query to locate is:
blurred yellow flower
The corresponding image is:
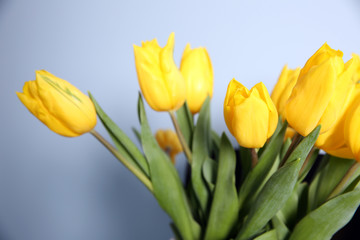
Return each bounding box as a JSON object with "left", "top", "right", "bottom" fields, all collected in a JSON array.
[
  {"left": 345, "top": 98, "right": 360, "bottom": 162},
  {"left": 17, "top": 70, "right": 97, "bottom": 137},
  {"left": 155, "top": 129, "right": 183, "bottom": 163},
  {"left": 315, "top": 55, "right": 360, "bottom": 159},
  {"left": 285, "top": 43, "right": 358, "bottom": 136},
  {"left": 180, "top": 44, "right": 213, "bottom": 114},
  {"left": 134, "top": 32, "right": 185, "bottom": 111},
  {"left": 224, "top": 79, "right": 278, "bottom": 148},
  {"left": 271, "top": 65, "right": 301, "bottom": 118}
]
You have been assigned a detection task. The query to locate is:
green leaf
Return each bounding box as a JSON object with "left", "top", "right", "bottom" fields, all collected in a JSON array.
[
  {"left": 204, "top": 134, "right": 239, "bottom": 240},
  {"left": 138, "top": 94, "right": 200, "bottom": 240},
  {"left": 191, "top": 97, "right": 211, "bottom": 215},
  {"left": 254, "top": 230, "right": 278, "bottom": 240},
  {"left": 289, "top": 189, "right": 360, "bottom": 240},
  {"left": 236, "top": 125, "right": 320, "bottom": 240},
  {"left": 272, "top": 214, "right": 290, "bottom": 240},
  {"left": 280, "top": 138, "right": 291, "bottom": 162},
  {"left": 176, "top": 102, "right": 194, "bottom": 147},
  {"left": 210, "top": 130, "right": 221, "bottom": 160},
  {"left": 89, "top": 92, "right": 150, "bottom": 177},
  {"left": 311, "top": 155, "right": 355, "bottom": 209},
  {"left": 238, "top": 121, "right": 287, "bottom": 212},
  {"left": 132, "top": 127, "right": 141, "bottom": 144},
  {"left": 202, "top": 157, "right": 217, "bottom": 193},
  {"left": 298, "top": 148, "right": 319, "bottom": 182},
  {"left": 236, "top": 158, "right": 301, "bottom": 240}
]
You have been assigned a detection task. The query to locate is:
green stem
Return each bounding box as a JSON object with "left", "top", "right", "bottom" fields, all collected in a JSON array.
[
  {"left": 90, "top": 129, "right": 154, "bottom": 193},
  {"left": 169, "top": 111, "right": 192, "bottom": 164},
  {"left": 250, "top": 148, "right": 258, "bottom": 168},
  {"left": 327, "top": 162, "right": 360, "bottom": 200}
]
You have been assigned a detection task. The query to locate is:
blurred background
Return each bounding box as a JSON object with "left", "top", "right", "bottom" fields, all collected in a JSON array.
[{"left": 1, "top": 0, "right": 360, "bottom": 239}]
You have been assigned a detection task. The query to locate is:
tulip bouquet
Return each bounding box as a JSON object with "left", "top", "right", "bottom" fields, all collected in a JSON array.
[{"left": 17, "top": 33, "right": 360, "bottom": 240}]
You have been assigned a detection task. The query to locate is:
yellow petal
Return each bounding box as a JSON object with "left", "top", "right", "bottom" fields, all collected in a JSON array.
[
  {"left": 180, "top": 44, "right": 213, "bottom": 114},
  {"left": 285, "top": 58, "right": 338, "bottom": 136}
]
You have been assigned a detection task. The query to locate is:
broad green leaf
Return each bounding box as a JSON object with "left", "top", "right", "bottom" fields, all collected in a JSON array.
[
  {"left": 344, "top": 174, "right": 360, "bottom": 193},
  {"left": 283, "top": 126, "right": 320, "bottom": 167},
  {"left": 211, "top": 130, "right": 221, "bottom": 160},
  {"left": 258, "top": 118, "right": 283, "bottom": 158},
  {"left": 204, "top": 134, "right": 239, "bottom": 240},
  {"left": 289, "top": 189, "right": 360, "bottom": 240},
  {"left": 254, "top": 230, "right": 278, "bottom": 240},
  {"left": 236, "top": 159, "right": 301, "bottom": 240},
  {"left": 280, "top": 138, "right": 291, "bottom": 162},
  {"left": 237, "top": 146, "right": 252, "bottom": 187},
  {"left": 312, "top": 156, "right": 355, "bottom": 209},
  {"left": 191, "top": 97, "right": 211, "bottom": 215},
  {"left": 132, "top": 127, "right": 141, "bottom": 144},
  {"left": 277, "top": 182, "right": 301, "bottom": 230},
  {"left": 272, "top": 214, "right": 290, "bottom": 240},
  {"left": 202, "top": 157, "right": 217, "bottom": 192},
  {"left": 89, "top": 93, "right": 150, "bottom": 177},
  {"left": 298, "top": 148, "right": 319, "bottom": 182},
  {"left": 176, "top": 102, "right": 194, "bottom": 147},
  {"left": 138, "top": 95, "right": 200, "bottom": 240},
  {"left": 236, "top": 126, "right": 320, "bottom": 240},
  {"left": 238, "top": 122, "right": 287, "bottom": 212},
  {"left": 296, "top": 182, "right": 309, "bottom": 221}
]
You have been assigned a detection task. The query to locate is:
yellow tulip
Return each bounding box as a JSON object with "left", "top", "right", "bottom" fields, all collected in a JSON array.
[
  {"left": 155, "top": 129, "right": 183, "bottom": 163},
  {"left": 284, "top": 43, "right": 356, "bottom": 136},
  {"left": 17, "top": 70, "right": 97, "bottom": 137},
  {"left": 133, "top": 32, "right": 186, "bottom": 111},
  {"left": 271, "top": 65, "right": 301, "bottom": 118},
  {"left": 180, "top": 44, "right": 213, "bottom": 114},
  {"left": 315, "top": 55, "right": 360, "bottom": 158},
  {"left": 345, "top": 99, "right": 360, "bottom": 162},
  {"left": 224, "top": 79, "right": 278, "bottom": 148}
]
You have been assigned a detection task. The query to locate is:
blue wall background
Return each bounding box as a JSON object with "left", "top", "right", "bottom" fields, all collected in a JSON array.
[{"left": 1, "top": 0, "right": 360, "bottom": 239}]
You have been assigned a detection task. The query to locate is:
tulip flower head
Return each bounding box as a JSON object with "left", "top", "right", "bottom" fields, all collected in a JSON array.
[
  {"left": 345, "top": 98, "right": 360, "bottom": 162},
  {"left": 315, "top": 56, "right": 360, "bottom": 159},
  {"left": 224, "top": 79, "right": 278, "bottom": 148},
  {"left": 155, "top": 129, "right": 183, "bottom": 163},
  {"left": 271, "top": 65, "right": 301, "bottom": 119},
  {"left": 17, "top": 70, "right": 97, "bottom": 137},
  {"left": 180, "top": 44, "right": 213, "bottom": 114},
  {"left": 284, "top": 43, "right": 358, "bottom": 136},
  {"left": 134, "top": 33, "right": 186, "bottom": 112}
]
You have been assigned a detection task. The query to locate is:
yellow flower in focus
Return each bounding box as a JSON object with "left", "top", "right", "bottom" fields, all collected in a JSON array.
[
  {"left": 155, "top": 129, "right": 183, "bottom": 163},
  {"left": 133, "top": 33, "right": 186, "bottom": 111},
  {"left": 271, "top": 65, "right": 301, "bottom": 118},
  {"left": 180, "top": 44, "right": 213, "bottom": 114},
  {"left": 224, "top": 79, "right": 278, "bottom": 148},
  {"left": 284, "top": 43, "right": 357, "bottom": 136},
  {"left": 16, "top": 70, "right": 97, "bottom": 137},
  {"left": 316, "top": 55, "right": 360, "bottom": 159}
]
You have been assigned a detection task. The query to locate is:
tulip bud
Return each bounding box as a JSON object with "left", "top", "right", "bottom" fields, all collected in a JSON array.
[
  {"left": 180, "top": 44, "right": 213, "bottom": 114},
  {"left": 224, "top": 79, "right": 278, "bottom": 148},
  {"left": 155, "top": 129, "right": 183, "bottom": 163},
  {"left": 271, "top": 65, "right": 300, "bottom": 118},
  {"left": 16, "top": 70, "right": 97, "bottom": 137},
  {"left": 284, "top": 43, "right": 355, "bottom": 136},
  {"left": 315, "top": 54, "right": 360, "bottom": 158},
  {"left": 133, "top": 33, "right": 186, "bottom": 111}
]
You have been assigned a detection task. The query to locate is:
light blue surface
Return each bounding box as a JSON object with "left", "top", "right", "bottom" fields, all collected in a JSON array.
[{"left": 1, "top": 0, "right": 360, "bottom": 239}]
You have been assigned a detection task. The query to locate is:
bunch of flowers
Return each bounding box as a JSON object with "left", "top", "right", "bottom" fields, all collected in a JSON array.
[{"left": 17, "top": 33, "right": 360, "bottom": 240}]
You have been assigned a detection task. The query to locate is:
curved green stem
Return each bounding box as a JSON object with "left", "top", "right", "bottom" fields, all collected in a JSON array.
[
  {"left": 169, "top": 111, "right": 192, "bottom": 164},
  {"left": 90, "top": 129, "right": 154, "bottom": 193}
]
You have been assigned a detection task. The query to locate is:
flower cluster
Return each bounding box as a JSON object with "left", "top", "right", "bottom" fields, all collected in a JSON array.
[{"left": 18, "top": 34, "right": 360, "bottom": 240}]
